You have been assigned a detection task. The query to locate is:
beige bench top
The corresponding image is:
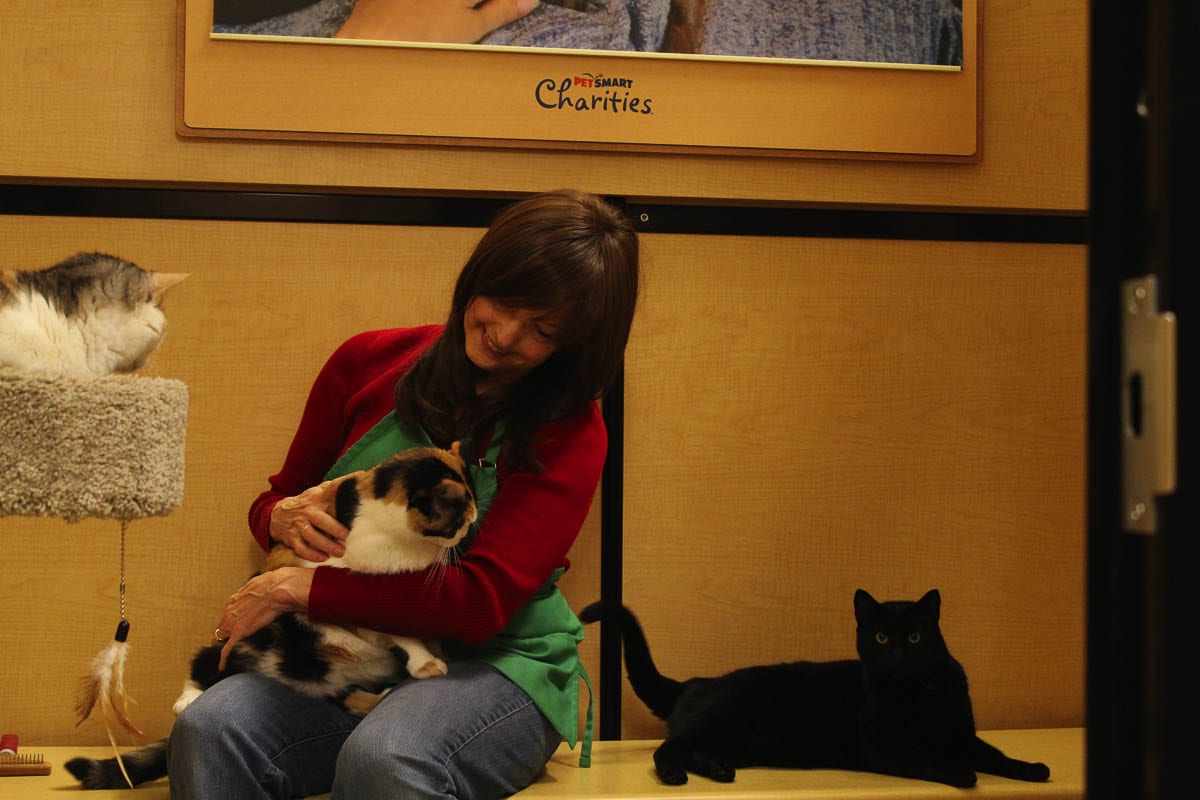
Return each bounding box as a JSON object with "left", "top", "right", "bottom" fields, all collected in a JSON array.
[{"left": 1, "top": 728, "right": 1082, "bottom": 800}]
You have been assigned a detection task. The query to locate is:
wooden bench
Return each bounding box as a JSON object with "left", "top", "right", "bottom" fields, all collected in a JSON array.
[{"left": 5, "top": 729, "right": 1082, "bottom": 799}]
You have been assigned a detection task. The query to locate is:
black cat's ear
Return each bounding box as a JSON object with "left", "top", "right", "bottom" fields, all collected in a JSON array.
[
  {"left": 917, "top": 589, "right": 941, "bottom": 620},
  {"left": 854, "top": 589, "right": 878, "bottom": 622}
]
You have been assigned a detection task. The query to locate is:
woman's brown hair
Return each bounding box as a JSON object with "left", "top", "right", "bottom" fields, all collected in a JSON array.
[{"left": 395, "top": 189, "right": 639, "bottom": 471}]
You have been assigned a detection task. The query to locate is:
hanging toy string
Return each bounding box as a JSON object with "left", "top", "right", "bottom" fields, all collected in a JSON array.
[
  {"left": 74, "top": 519, "right": 143, "bottom": 789},
  {"left": 119, "top": 516, "right": 126, "bottom": 622}
]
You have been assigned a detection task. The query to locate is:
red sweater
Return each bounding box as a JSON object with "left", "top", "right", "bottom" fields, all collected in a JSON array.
[{"left": 247, "top": 326, "right": 607, "bottom": 644}]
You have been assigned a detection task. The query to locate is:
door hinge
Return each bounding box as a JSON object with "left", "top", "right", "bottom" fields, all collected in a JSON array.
[{"left": 1121, "top": 276, "right": 1177, "bottom": 534}]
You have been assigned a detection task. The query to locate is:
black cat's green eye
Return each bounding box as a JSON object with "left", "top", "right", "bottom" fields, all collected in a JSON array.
[
  {"left": 908, "top": 632, "right": 921, "bottom": 644},
  {"left": 875, "top": 632, "right": 888, "bottom": 644}
]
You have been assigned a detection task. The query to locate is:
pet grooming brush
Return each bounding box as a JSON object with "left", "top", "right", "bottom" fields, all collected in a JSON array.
[{"left": 0, "top": 753, "right": 51, "bottom": 777}]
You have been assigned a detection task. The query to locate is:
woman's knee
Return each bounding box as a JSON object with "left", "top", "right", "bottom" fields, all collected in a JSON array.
[
  {"left": 171, "top": 685, "right": 237, "bottom": 751},
  {"left": 334, "top": 726, "right": 448, "bottom": 799}
]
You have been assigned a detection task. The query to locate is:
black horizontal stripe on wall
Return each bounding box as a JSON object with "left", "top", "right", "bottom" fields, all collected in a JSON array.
[
  {"left": 0, "top": 184, "right": 1088, "bottom": 244},
  {"left": 0, "top": 184, "right": 517, "bottom": 228},
  {"left": 624, "top": 201, "right": 1088, "bottom": 244}
]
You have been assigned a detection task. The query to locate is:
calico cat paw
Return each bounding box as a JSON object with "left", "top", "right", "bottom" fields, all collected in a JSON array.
[
  {"left": 344, "top": 687, "right": 391, "bottom": 716},
  {"left": 172, "top": 680, "right": 204, "bottom": 715},
  {"left": 409, "top": 656, "right": 448, "bottom": 679}
]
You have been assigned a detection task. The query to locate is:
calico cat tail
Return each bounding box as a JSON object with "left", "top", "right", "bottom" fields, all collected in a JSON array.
[
  {"left": 64, "top": 739, "right": 168, "bottom": 790},
  {"left": 579, "top": 600, "right": 683, "bottom": 719}
]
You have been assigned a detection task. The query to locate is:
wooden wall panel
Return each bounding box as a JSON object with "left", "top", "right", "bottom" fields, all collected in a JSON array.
[
  {"left": 616, "top": 235, "right": 1086, "bottom": 738},
  {"left": 0, "top": 1, "right": 1086, "bottom": 211},
  {"left": 0, "top": 221, "right": 1086, "bottom": 746},
  {"left": 0, "top": 216, "right": 601, "bottom": 744}
]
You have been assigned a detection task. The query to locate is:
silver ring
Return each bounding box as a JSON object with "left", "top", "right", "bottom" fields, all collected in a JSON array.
[{"left": 214, "top": 627, "right": 230, "bottom": 643}]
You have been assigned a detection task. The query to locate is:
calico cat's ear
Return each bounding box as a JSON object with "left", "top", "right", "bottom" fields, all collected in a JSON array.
[
  {"left": 456, "top": 437, "right": 480, "bottom": 465},
  {"left": 150, "top": 272, "right": 188, "bottom": 303},
  {"left": 916, "top": 589, "right": 941, "bottom": 620},
  {"left": 854, "top": 589, "right": 879, "bottom": 622}
]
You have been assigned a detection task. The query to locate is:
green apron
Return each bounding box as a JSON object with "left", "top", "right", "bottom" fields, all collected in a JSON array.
[{"left": 324, "top": 411, "right": 595, "bottom": 767}]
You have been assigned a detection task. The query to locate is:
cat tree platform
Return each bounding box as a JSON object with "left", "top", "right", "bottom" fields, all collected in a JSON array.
[
  {"left": 13, "top": 729, "right": 1083, "bottom": 799},
  {"left": 0, "top": 374, "right": 188, "bottom": 522}
]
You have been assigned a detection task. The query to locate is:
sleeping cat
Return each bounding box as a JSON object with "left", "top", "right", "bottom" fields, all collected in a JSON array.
[
  {"left": 0, "top": 251, "right": 187, "bottom": 378},
  {"left": 65, "top": 443, "right": 478, "bottom": 790},
  {"left": 580, "top": 589, "right": 1051, "bottom": 788}
]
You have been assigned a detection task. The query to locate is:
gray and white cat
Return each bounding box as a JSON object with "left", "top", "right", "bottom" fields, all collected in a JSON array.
[{"left": 0, "top": 251, "right": 187, "bottom": 379}]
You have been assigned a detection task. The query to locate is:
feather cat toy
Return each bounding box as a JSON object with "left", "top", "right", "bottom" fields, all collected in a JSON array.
[{"left": 74, "top": 618, "right": 142, "bottom": 788}]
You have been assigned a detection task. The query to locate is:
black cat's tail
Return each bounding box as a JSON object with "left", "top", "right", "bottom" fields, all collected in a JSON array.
[
  {"left": 64, "top": 739, "right": 169, "bottom": 790},
  {"left": 972, "top": 735, "right": 1051, "bottom": 782},
  {"left": 579, "top": 599, "right": 684, "bottom": 719}
]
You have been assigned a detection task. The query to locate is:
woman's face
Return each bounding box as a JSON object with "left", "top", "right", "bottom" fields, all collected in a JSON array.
[{"left": 464, "top": 296, "right": 561, "bottom": 390}]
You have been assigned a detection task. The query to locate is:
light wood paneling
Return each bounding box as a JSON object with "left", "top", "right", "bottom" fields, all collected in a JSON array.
[
  {"left": 616, "top": 235, "right": 1086, "bottom": 737},
  {"left": 0, "top": 1, "right": 1085, "bottom": 210},
  {"left": 0, "top": 216, "right": 602, "bottom": 744},
  {"left": 0, "top": 221, "right": 1086, "bottom": 746}
]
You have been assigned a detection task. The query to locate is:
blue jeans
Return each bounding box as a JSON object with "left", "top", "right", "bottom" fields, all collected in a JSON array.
[{"left": 167, "top": 660, "right": 562, "bottom": 799}]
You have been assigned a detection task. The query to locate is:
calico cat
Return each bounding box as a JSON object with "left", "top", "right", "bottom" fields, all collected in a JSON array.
[
  {"left": 65, "top": 443, "right": 478, "bottom": 790},
  {"left": 0, "top": 251, "right": 187, "bottom": 378},
  {"left": 580, "top": 589, "right": 1051, "bottom": 788}
]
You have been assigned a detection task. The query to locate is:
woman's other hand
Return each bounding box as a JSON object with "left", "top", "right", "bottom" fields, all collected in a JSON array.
[
  {"left": 335, "top": 0, "right": 539, "bottom": 44},
  {"left": 269, "top": 473, "right": 362, "bottom": 561},
  {"left": 215, "top": 567, "right": 316, "bottom": 670}
]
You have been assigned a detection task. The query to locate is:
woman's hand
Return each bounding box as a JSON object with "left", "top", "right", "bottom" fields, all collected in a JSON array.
[
  {"left": 270, "top": 473, "right": 362, "bottom": 562},
  {"left": 215, "top": 567, "right": 315, "bottom": 670},
  {"left": 335, "top": 0, "right": 539, "bottom": 44}
]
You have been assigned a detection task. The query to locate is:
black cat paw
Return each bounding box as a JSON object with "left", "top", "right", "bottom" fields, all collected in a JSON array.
[
  {"left": 709, "top": 762, "right": 736, "bottom": 782},
  {"left": 656, "top": 766, "right": 689, "bottom": 785},
  {"left": 63, "top": 757, "right": 110, "bottom": 790},
  {"left": 1023, "top": 762, "right": 1051, "bottom": 782},
  {"left": 944, "top": 770, "right": 978, "bottom": 788}
]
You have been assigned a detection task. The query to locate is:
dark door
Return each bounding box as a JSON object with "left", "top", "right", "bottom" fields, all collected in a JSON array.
[{"left": 1088, "top": 2, "right": 1198, "bottom": 798}]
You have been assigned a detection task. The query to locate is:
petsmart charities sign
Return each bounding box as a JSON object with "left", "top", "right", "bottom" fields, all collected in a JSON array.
[{"left": 534, "top": 72, "right": 654, "bottom": 116}]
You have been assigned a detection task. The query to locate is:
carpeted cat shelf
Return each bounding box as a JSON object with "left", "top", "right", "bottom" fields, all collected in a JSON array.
[
  {"left": 0, "top": 374, "right": 187, "bottom": 521},
  {"left": 0, "top": 372, "right": 187, "bottom": 777}
]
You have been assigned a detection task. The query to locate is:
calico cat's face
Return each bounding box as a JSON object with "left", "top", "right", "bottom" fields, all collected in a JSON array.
[
  {"left": 0, "top": 251, "right": 187, "bottom": 377},
  {"left": 335, "top": 442, "right": 479, "bottom": 569},
  {"left": 371, "top": 443, "right": 477, "bottom": 546},
  {"left": 854, "top": 589, "right": 945, "bottom": 678}
]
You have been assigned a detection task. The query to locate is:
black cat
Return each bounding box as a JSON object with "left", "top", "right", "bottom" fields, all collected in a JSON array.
[{"left": 579, "top": 589, "right": 1050, "bottom": 788}]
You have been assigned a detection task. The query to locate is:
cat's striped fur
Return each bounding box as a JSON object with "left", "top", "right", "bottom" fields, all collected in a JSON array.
[{"left": 0, "top": 251, "right": 186, "bottom": 378}]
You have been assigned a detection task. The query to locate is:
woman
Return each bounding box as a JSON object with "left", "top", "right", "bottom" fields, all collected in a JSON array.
[{"left": 168, "top": 189, "right": 639, "bottom": 799}]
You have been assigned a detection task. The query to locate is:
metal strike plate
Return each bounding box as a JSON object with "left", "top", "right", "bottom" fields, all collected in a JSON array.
[{"left": 1121, "top": 276, "right": 1177, "bottom": 534}]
